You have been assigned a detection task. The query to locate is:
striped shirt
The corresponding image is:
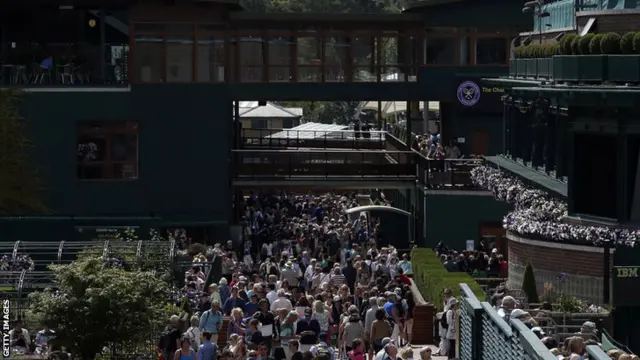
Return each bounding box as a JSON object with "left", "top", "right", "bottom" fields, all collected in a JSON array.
[{"left": 330, "top": 274, "right": 346, "bottom": 287}]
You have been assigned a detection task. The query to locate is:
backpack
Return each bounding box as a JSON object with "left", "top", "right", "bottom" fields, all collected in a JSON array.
[{"left": 439, "top": 311, "right": 449, "bottom": 329}]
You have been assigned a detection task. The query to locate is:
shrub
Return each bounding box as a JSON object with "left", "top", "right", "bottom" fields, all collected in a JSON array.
[
  {"left": 514, "top": 46, "right": 528, "bottom": 59},
  {"left": 560, "top": 34, "right": 577, "bottom": 54},
  {"left": 621, "top": 32, "right": 636, "bottom": 54},
  {"left": 547, "top": 44, "right": 560, "bottom": 57},
  {"left": 634, "top": 33, "right": 640, "bottom": 54},
  {"left": 589, "top": 34, "right": 605, "bottom": 54},
  {"left": 411, "top": 248, "right": 485, "bottom": 311},
  {"left": 601, "top": 32, "right": 622, "bottom": 54},
  {"left": 570, "top": 36, "right": 581, "bottom": 55},
  {"left": 522, "top": 263, "right": 540, "bottom": 303},
  {"left": 578, "top": 34, "right": 595, "bottom": 54}
]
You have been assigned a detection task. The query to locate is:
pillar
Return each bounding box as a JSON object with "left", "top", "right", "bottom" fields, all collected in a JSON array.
[
  {"left": 520, "top": 101, "right": 533, "bottom": 164},
  {"left": 544, "top": 101, "right": 557, "bottom": 172},
  {"left": 410, "top": 101, "right": 421, "bottom": 136},
  {"left": 556, "top": 110, "right": 568, "bottom": 179},
  {"left": 616, "top": 116, "right": 628, "bottom": 222},
  {"left": 531, "top": 98, "right": 548, "bottom": 168}
]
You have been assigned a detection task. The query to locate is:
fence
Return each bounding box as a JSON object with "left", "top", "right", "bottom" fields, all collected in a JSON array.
[{"left": 459, "top": 283, "right": 557, "bottom": 360}]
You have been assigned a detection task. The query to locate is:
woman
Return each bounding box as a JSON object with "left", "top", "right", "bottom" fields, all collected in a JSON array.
[
  {"left": 228, "top": 308, "right": 245, "bottom": 336},
  {"left": 356, "top": 261, "right": 370, "bottom": 288},
  {"left": 226, "top": 334, "right": 245, "bottom": 360},
  {"left": 418, "top": 347, "right": 433, "bottom": 360},
  {"left": 312, "top": 300, "right": 330, "bottom": 341},
  {"left": 342, "top": 310, "right": 364, "bottom": 354},
  {"left": 173, "top": 337, "right": 196, "bottom": 360},
  {"left": 209, "top": 284, "right": 222, "bottom": 305},
  {"left": 219, "top": 278, "right": 231, "bottom": 305},
  {"left": 404, "top": 291, "right": 415, "bottom": 346},
  {"left": 184, "top": 316, "right": 201, "bottom": 352},
  {"left": 566, "top": 337, "right": 585, "bottom": 360},
  {"left": 278, "top": 311, "right": 299, "bottom": 360},
  {"left": 370, "top": 309, "right": 392, "bottom": 353}
]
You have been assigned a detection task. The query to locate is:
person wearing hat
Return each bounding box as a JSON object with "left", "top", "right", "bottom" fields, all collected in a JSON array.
[
  {"left": 295, "top": 308, "right": 320, "bottom": 352},
  {"left": 280, "top": 260, "right": 299, "bottom": 287},
  {"left": 444, "top": 297, "right": 459, "bottom": 359}
]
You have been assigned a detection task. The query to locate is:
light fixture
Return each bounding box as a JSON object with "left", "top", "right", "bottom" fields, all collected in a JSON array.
[{"left": 88, "top": 19, "right": 97, "bottom": 28}]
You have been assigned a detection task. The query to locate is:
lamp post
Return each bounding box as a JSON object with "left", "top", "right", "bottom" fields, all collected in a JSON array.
[{"left": 523, "top": 0, "right": 551, "bottom": 44}]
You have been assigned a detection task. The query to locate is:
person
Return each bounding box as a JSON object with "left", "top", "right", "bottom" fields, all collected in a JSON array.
[
  {"left": 199, "top": 301, "right": 223, "bottom": 343},
  {"left": 9, "top": 319, "right": 31, "bottom": 351},
  {"left": 175, "top": 337, "right": 196, "bottom": 360},
  {"left": 271, "top": 289, "right": 293, "bottom": 313},
  {"left": 288, "top": 340, "right": 303, "bottom": 360},
  {"left": 348, "top": 338, "right": 365, "bottom": 360},
  {"left": 185, "top": 316, "right": 202, "bottom": 352},
  {"left": 223, "top": 287, "right": 247, "bottom": 315},
  {"left": 375, "top": 339, "right": 397, "bottom": 360},
  {"left": 418, "top": 347, "right": 433, "bottom": 360},
  {"left": 296, "top": 308, "right": 320, "bottom": 352},
  {"left": 279, "top": 311, "right": 299, "bottom": 360},
  {"left": 253, "top": 298, "right": 276, "bottom": 352},
  {"left": 370, "top": 310, "right": 392, "bottom": 354},
  {"left": 445, "top": 298, "right": 458, "bottom": 359},
  {"left": 197, "top": 331, "right": 217, "bottom": 360},
  {"left": 160, "top": 316, "right": 182, "bottom": 360}
]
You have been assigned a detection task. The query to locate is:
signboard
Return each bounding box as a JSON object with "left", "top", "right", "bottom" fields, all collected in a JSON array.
[
  {"left": 613, "top": 248, "right": 640, "bottom": 307},
  {"left": 454, "top": 78, "right": 504, "bottom": 113},
  {"left": 75, "top": 226, "right": 140, "bottom": 242}
]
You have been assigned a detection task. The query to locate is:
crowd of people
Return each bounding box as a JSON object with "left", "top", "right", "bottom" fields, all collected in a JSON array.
[
  {"left": 160, "top": 192, "right": 426, "bottom": 360},
  {"left": 471, "top": 165, "right": 640, "bottom": 246},
  {"left": 435, "top": 240, "right": 507, "bottom": 278}
]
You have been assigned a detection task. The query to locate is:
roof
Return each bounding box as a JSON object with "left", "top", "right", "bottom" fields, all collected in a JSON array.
[
  {"left": 266, "top": 122, "right": 348, "bottom": 139},
  {"left": 238, "top": 102, "right": 302, "bottom": 118}
]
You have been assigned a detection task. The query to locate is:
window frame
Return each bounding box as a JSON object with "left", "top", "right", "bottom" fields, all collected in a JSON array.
[{"left": 76, "top": 121, "right": 140, "bottom": 182}]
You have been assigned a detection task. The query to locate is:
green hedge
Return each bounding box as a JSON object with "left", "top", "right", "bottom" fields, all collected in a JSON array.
[{"left": 411, "top": 248, "right": 486, "bottom": 310}]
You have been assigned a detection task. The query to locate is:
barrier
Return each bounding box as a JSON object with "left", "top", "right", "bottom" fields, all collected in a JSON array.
[{"left": 459, "top": 283, "right": 557, "bottom": 360}]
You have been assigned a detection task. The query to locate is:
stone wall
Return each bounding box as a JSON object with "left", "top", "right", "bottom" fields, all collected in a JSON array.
[{"left": 507, "top": 232, "right": 613, "bottom": 304}]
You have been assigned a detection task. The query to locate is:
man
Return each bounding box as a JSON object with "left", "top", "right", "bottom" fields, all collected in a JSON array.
[
  {"left": 364, "top": 295, "right": 379, "bottom": 355},
  {"left": 197, "top": 331, "right": 217, "bottom": 360},
  {"left": 342, "top": 258, "right": 357, "bottom": 292},
  {"left": 444, "top": 298, "right": 459, "bottom": 359},
  {"left": 223, "top": 286, "right": 247, "bottom": 315},
  {"left": 159, "top": 315, "right": 181, "bottom": 360},
  {"left": 374, "top": 338, "right": 395, "bottom": 360},
  {"left": 199, "top": 301, "right": 222, "bottom": 343},
  {"left": 280, "top": 261, "right": 299, "bottom": 287},
  {"left": 253, "top": 299, "right": 276, "bottom": 352},
  {"left": 295, "top": 308, "right": 320, "bottom": 352},
  {"left": 9, "top": 319, "right": 30, "bottom": 351},
  {"left": 397, "top": 254, "right": 412, "bottom": 276},
  {"left": 270, "top": 289, "right": 293, "bottom": 312},
  {"left": 497, "top": 296, "right": 516, "bottom": 319},
  {"left": 266, "top": 283, "right": 278, "bottom": 305},
  {"left": 288, "top": 340, "right": 303, "bottom": 360}
]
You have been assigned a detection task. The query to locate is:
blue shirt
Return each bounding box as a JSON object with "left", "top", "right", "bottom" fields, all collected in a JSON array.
[
  {"left": 219, "top": 285, "right": 231, "bottom": 305},
  {"left": 197, "top": 340, "right": 217, "bottom": 360},
  {"left": 383, "top": 301, "right": 395, "bottom": 317},
  {"left": 245, "top": 302, "right": 259, "bottom": 316},
  {"left": 199, "top": 310, "right": 222, "bottom": 334}
]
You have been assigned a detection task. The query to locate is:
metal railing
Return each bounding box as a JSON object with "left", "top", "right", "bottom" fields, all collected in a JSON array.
[
  {"left": 233, "top": 149, "right": 416, "bottom": 179},
  {"left": 241, "top": 128, "right": 386, "bottom": 150},
  {"left": 417, "top": 158, "right": 483, "bottom": 188}
]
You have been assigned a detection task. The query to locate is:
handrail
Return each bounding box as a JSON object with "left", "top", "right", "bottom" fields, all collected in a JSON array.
[
  {"left": 586, "top": 345, "right": 613, "bottom": 360},
  {"left": 232, "top": 149, "right": 411, "bottom": 154}
]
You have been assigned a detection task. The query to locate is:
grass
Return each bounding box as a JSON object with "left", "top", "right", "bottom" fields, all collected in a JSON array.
[{"left": 411, "top": 248, "right": 486, "bottom": 310}]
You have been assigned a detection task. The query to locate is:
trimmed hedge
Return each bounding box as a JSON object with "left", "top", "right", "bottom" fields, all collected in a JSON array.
[{"left": 411, "top": 248, "right": 485, "bottom": 310}]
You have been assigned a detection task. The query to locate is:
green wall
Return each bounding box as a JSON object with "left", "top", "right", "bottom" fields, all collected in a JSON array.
[
  {"left": 424, "top": 192, "right": 512, "bottom": 249},
  {"left": 19, "top": 85, "right": 232, "bottom": 224}
]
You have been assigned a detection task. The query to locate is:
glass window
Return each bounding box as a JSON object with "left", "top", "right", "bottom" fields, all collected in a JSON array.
[
  {"left": 251, "top": 119, "right": 268, "bottom": 128},
  {"left": 166, "top": 35, "right": 194, "bottom": 82},
  {"left": 197, "top": 36, "right": 225, "bottom": 82},
  {"left": 476, "top": 38, "right": 507, "bottom": 65},
  {"left": 77, "top": 122, "right": 139, "bottom": 180},
  {"left": 426, "top": 38, "right": 456, "bottom": 65},
  {"left": 134, "top": 35, "right": 163, "bottom": 82}
]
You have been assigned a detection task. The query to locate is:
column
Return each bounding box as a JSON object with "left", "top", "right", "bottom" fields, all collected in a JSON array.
[
  {"left": 531, "top": 98, "right": 548, "bottom": 168},
  {"left": 544, "top": 101, "right": 557, "bottom": 173},
  {"left": 520, "top": 101, "right": 533, "bottom": 164},
  {"left": 511, "top": 101, "right": 522, "bottom": 160},
  {"left": 617, "top": 116, "right": 628, "bottom": 222},
  {"left": 503, "top": 96, "right": 510, "bottom": 156},
  {"left": 556, "top": 111, "right": 568, "bottom": 179}
]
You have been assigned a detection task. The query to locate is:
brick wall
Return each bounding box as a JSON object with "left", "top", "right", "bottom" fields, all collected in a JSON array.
[{"left": 507, "top": 232, "right": 613, "bottom": 304}]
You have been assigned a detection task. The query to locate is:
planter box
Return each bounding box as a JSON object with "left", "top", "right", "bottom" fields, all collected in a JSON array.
[
  {"left": 607, "top": 55, "right": 640, "bottom": 83},
  {"left": 536, "top": 58, "right": 553, "bottom": 78},
  {"left": 523, "top": 59, "right": 537, "bottom": 77},
  {"left": 553, "top": 55, "right": 606, "bottom": 82}
]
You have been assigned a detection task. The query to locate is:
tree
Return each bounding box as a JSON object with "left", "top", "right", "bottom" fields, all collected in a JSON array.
[
  {"left": 522, "top": 262, "right": 539, "bottom": 304},
  {"left": 27, "top": 257, "right": 171, "bottom": 359},
  {"left": 0, "top": 89, "right": 47, "bottom": 214}
]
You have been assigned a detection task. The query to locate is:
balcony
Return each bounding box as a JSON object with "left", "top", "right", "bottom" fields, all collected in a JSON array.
[
  {"left": 241, "top": 128, "right": 386, "bottom": 150},
  {"left": 508, "top": 55, "right": 640, "bottom": 84}
]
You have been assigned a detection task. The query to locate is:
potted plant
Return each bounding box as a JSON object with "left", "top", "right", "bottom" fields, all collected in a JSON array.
[
  {"left": 554, "top": 34, "right": 580, "bottom": 82},
  {"left": 609, "top": 32, "right": 640, "bottom": 83}
]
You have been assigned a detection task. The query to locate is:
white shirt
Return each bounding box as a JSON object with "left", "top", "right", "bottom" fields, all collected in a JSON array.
[
  {"left": 270, "top": 296, "right": 293, "bottom": 312},
  {"left": 262, "top": 243, "right": 273, "bottom": 257},
  {"left": 305, "top": 265, "right": 315, "bottom": 282},
  {"left": 267, "top": 290, "right": 278, "bottom": 305}
]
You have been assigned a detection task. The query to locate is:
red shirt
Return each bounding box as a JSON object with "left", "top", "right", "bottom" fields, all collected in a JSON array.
[{"left": 399, "top": 274, "right": 412, "bottom": 286}]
